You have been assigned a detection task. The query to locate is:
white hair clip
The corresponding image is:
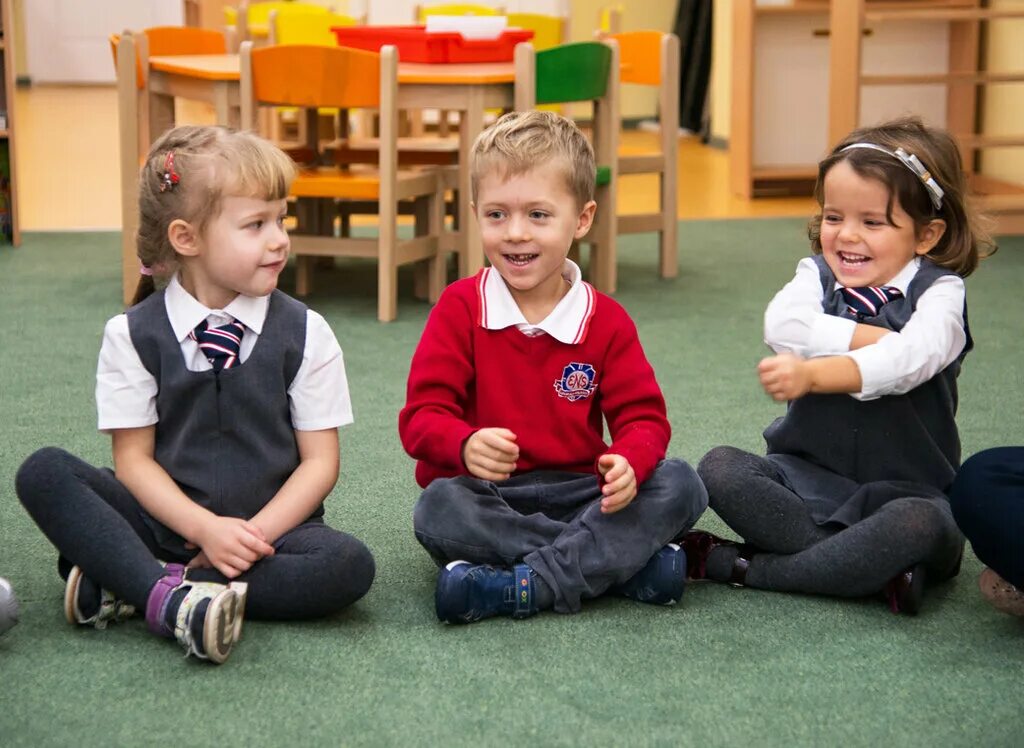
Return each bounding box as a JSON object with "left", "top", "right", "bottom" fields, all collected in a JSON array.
[{"left": 840, "top": 142, "right": 945, "bottom": 212}]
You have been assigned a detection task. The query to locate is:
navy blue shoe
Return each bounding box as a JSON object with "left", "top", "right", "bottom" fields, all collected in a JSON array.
[
  {"left": 435, "top": 561, "right": 538, "bottom": 624},
  {"left": 612, "top": 544, "right": 687, "bottom": 605}
]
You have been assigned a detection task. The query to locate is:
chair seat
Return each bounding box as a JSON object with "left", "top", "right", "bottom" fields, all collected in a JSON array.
[{"left": 292, "top": 166, "right": 439, "bottom": 200}]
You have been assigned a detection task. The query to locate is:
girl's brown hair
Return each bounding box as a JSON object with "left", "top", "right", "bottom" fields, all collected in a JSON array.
[
  {"left": 808, "top": 116, "right": 995, "bottom": 277},
  {"left": 132, "top": 126, "right": 295, "bottom": 305}
]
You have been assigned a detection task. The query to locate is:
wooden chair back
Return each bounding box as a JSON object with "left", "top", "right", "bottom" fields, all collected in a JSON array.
[
  {"left": 601, "top": 29, "right": 680, "bottom": 279},
  {"left": 514, "top": 40, "right": 621, "bottom": 292}
]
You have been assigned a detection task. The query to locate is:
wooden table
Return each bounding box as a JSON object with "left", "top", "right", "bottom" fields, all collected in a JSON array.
[{"left": 116, "top": 39, "right": 515, "bottom": 305}]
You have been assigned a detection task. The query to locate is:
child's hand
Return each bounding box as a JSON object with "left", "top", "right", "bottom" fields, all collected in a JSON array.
[
  {"left": 597, "top": 454, "right": 637, "bottom": 514},
  {"left": 758, "top": 353, "right": 813, "bottom": 402},
  {"left": 462, "top": 427, "right": 519, "bottom": 481},
  {"left": 195, "top": 517, "right": 276, "bottom": 579}
]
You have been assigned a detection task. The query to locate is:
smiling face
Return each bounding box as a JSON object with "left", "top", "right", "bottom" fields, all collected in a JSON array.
[
  {"left": 474, "top": 160, "right": 596, "bottom": 317},
  {"left": 176, "top": 194, "right": 291, "bottom": 309},
  {"left": 819, "top": 160, "right": 944, "bottom": 288}
]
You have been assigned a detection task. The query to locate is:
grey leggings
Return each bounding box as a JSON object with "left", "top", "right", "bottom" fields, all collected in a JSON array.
[
  {"left": 16, "top": 447, "right": 375, "bottom": 620},
  {"left": 698, "top": 446, "right": 963, "bottom": 597}
]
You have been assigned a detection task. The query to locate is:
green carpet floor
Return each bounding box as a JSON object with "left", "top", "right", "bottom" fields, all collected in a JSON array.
[{"left": 1, "top": 221, "right": 1021, "bottom": 746}]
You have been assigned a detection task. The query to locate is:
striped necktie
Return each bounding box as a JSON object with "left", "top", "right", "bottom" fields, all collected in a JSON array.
[
  {"left": 840, "top": 286, "right": 903, "bottom": 320},
  {"left": 190, "top": 319, "right": 245, "bottom": 372}
]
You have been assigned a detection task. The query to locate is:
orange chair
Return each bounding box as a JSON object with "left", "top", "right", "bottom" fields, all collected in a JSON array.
[
  {"left": 240, "top": 42, "right": 447, "bottom": 322},
  {"left": 267, "top": 10, "right": 364, "bottom": 144},
  {"left": 110, "top": 27, "right": 228, "bottom": 160},
  {"left": 602, "top": 30, "right": 680, "bottom": 279}
]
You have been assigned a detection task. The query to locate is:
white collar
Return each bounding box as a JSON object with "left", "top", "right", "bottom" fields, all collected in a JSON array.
[
  {"left": 477, "top": 260, "right": 596, "bottom": 345},
  {"left": 835, "top": 256, "right": 920, "bottom": 295},
  {"left": 164, "top": 274, "right": 270, "bottom": 342}
]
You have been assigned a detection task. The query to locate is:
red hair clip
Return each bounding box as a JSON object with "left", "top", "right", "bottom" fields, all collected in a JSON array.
[{"left": 159, "top": 151, "right": 180, "bottom": 193}]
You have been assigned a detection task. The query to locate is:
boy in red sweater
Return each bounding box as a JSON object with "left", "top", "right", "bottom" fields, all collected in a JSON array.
[{"left": 399, "top": 111, "right": 707, "bottom": 624}]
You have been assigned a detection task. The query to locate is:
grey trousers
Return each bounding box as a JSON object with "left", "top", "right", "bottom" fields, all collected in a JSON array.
[{"left": 413, "top": 459, "right": 708, "bottom": 613}]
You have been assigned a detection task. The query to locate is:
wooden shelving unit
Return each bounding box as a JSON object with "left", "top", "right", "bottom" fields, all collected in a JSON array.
[
  {"left": 730, "top": 0, "right": 1023, "bottom": 220},
  {"left": 730, "top": 0, "right": 834, "bottom": 198},
  {"left": 830, "top": 0, "right": 1024, "bottom": 233},
  {"left": 0, "top": 0, "right": 18, "bottom": 246}
]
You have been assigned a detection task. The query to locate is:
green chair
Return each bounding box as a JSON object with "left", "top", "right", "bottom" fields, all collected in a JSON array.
[{"left": 514, "top": 40, "right": 620, "bottom": 293}]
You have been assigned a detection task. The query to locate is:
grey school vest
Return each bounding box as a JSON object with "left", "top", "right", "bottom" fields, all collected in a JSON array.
[
  {"left": 126, "top": 289, "right": 315, "bottom": 548},
  {"left": 764, "top": 256, "right": 972, "bottom": 503}
]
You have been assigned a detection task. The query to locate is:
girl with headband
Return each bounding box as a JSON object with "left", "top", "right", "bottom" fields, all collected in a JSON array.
[{"left": 686, "top": 116, "right": 994, "bottom": 615}]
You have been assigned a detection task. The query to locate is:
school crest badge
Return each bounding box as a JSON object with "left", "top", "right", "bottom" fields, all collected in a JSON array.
[{"left": 554, "top": 362, "right": 598, "bottom": 402}]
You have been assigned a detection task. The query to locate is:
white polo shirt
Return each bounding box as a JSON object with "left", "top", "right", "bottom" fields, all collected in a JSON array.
[{"left": 478, "top": 259, "right": 597, "bottom": 344}]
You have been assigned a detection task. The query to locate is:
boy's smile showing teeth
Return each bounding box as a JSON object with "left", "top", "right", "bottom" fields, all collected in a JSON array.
[{"left": 504, "top": 253, "right": 538, "bottom": 266}]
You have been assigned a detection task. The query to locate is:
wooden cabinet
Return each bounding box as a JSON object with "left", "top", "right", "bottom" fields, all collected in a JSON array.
[
  {"left": 0, "top": 0, "right": 18, "bottom": 245},
  {"left": 730, "top": 0, "right": 968, "bottom": 200}
]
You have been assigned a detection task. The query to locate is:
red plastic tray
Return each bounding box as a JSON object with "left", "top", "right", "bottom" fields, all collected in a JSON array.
[{"left": 330, "top": 25, "right": 533, "bottom": 64}]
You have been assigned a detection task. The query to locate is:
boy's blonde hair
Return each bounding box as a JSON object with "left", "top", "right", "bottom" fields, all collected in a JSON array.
[
  {"left": 133, "top": 125, "right": 296, "bottom": 304},
  {"left": 809, "top": 116, "right": 995, "bottom": 277},
  {"left": 470, "top": 110, "right": 596, "bottom": 208}
]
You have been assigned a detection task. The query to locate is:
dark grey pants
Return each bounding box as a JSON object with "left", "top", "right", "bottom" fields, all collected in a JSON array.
[
  {"left": 413, "top": 459, "right": 707, "bottom": 613},
  {"left": 698, "top": 446, "right": 963, "bottom": 597},
  {"left": 16, "top": 447, "right": 375, "bottom": 620}
]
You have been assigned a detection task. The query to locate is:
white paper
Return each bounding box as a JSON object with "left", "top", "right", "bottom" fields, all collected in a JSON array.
[{"left": 425, "top": 15, "right": 507, "bottom": 40}]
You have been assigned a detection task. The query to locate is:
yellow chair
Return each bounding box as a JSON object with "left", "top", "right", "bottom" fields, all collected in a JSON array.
[
  {"left": 226, "top": 1, "right": 328, "bottom": 50},
  {"left": 240, "top": 41, "right": 447, "bottom": 322},
  {"left": 507, "top": 12, "right": 568, "bottom": 52},
  {"left": 603, "top": 30, "right": 680, "bottom": 279},
  {"left": 269, "top": 10, "right": 361, "bottom": 46},
  {"left": 415, "top": 4, "right": 504, "bottom": 21}
]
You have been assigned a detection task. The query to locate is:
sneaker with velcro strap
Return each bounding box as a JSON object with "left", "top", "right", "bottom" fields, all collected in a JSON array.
[{"left": 435, "top": 561, "right": 538, "bottom": 624}]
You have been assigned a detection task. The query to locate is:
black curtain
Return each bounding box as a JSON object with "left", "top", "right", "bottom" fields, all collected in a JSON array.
[{"left": 672, "top": 0, "right": 713, "bottom": 136}]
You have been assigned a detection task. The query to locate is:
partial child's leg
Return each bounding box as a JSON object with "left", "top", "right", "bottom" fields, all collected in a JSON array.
[
  {"left": 417, "top": 462, "right": 705, "bottom": 620},
  {"left": 186, "top": 522, "right": 375, "bottom": 619},
  {"left": 15, "top": 447, "right": 167, "bottom": 608},
  {"left": 413, "top": 474, "right": 572, "bottom": 568},
  {"left": 413, "top": 473, "right": 568, "bottom": 620},
  {"left": 951, "top": 447, "right": 1024, "bottom": 615},
  {"left": 698, "top": 446, "right": 834, "bottom": 553},
  {"left": 742, "top": 496, "right": 963, "bottom": 598},
  {"left": 951, "top": 447, "right": 1024, "bottom": 589},
  {"left": 17, "top": 447, "right": 249, "bottom": 663},
  {"left": 524, "top": 459, "right": 707, "bottom": 613}
]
